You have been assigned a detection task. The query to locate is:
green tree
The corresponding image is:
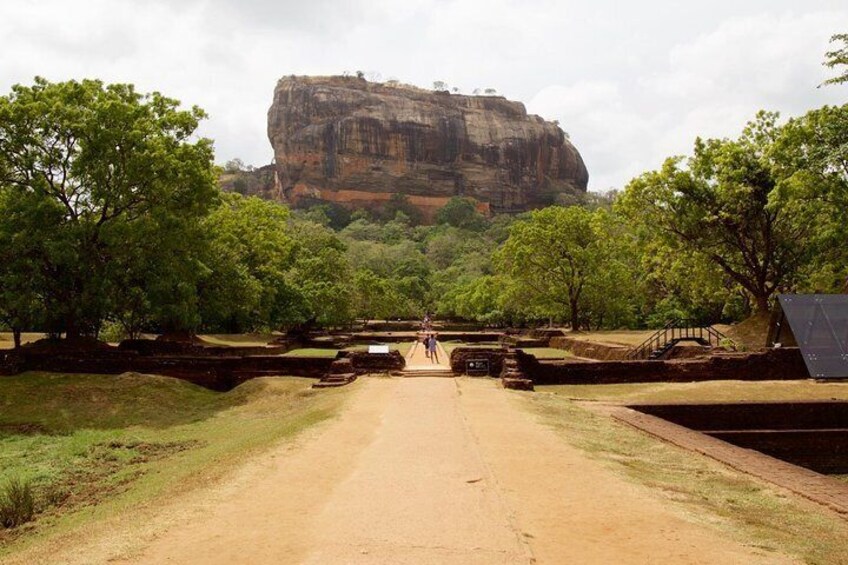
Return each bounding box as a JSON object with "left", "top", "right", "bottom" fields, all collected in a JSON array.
[
  {"left": 352, "top": 269, "right": 407, "bottom": 321},
  {"left": 0, "top": 187, "right": 58, "bottom": 345},
  {"left": 770, "top": 103, "right": 848, "bottom": 292},
  {"left": 200, "top": 194, "right": 299, "bottom": 332},
  {"left": 451, "top": 275, "right": 508, "bottom": 325},
  {"left": 617, "top": 112, "right": 816, "bottom": 313},
  {"left": 495, "top": 206, "right": 621, "bottom": 331},
  {"left": 289, "top": 219, "right": 353, "bottom": 326},
  {"left": 822, "top": 33, "right": 848, "bottom": 86},
  {"left": 435, "top": 197, "right": 487, "bottom": 231},
  {"left": 0, "top": 77, "right": 217, "bottom": 338}
]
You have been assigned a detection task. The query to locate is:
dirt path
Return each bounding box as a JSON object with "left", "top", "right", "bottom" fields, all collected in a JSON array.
[{"left": 113, "top": 378, "right": 790, "bottom": 564}]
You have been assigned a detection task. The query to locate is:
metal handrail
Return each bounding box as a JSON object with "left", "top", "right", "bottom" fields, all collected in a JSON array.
[{"left": 627, "top": 320, "right": 727, "bottom": 360}]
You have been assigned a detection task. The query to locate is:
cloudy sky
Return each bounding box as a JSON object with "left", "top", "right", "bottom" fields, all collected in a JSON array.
[{"left": 2, "top": 0, "right": 846, "bottom": 190}]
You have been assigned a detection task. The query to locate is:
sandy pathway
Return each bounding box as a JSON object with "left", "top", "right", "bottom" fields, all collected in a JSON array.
[{"left": 115, "top": 378, "right": 789, "bottom": 564}]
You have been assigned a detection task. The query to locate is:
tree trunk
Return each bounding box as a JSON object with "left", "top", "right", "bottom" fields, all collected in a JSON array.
[
  {"left": 754, "top": 293, "right": 770, "bottom": 314},
  {"left": 12, "top": 328, "right": 21, "bottom": 349},
  {"left": 570, "top": 299, "right": 580, "bottom": 332},
  {"left": 65, "top": 315, "right": 81, "bottom": 340}
]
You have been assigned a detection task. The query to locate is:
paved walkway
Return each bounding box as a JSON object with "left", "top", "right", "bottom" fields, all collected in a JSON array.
[
  {"left": 111, "top": 378, "right": 791, "bottom": 564},
  {"left": 404, "top": 338, "right": 451, "bottom": 372}
]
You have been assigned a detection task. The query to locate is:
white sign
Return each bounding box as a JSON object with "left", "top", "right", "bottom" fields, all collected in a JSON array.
[{"left": 368, "top": 344, "right": 390, "bottom": 354}]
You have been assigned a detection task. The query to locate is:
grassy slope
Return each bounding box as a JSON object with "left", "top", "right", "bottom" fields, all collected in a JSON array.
[
  {"left": 0, "top": 372, "right": 349, "bottom": 558},
  {"left": 523, "top": 382, "right": 848, "bottom": 562}
]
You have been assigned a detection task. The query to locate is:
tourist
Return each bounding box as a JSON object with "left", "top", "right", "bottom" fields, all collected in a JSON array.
[
  {"left": 423, "top": 334, "right": 431, "bottom": 358},
  {"left": 428, "top": 333, "right": 438, "bottom": 363}
]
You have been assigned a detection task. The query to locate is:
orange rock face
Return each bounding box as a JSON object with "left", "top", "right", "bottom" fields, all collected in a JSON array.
[{"left": 267, "top": 76, "right": 588, "bottom": 219}]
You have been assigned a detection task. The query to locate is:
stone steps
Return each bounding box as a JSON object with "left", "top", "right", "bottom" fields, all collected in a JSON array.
[
  {"left": 313, "top": 373, "right": 357, "bottom": 388},
  {"left": 400, "top": 370, "right": 455, "bottom": 378}
]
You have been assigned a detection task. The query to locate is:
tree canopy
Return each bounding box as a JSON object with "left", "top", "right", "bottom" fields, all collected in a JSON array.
[
  {"left": 617, "top": 112, "right": 816, "bottom": 313},
  {"left": 3, "top": 68, "right": 848, "bottom": 342},
  {"left": 0, "top": 77, "right": 217, "bottom": 338},
  {"left": 495, "top": 206, "right": 633, "bottom": 330},
  {"left": 822, "top": 33, "right": 848, "bottom": 86}
]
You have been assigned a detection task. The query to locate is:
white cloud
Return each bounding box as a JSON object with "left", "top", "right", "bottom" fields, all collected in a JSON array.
[
  {"left": 529, "top": 9, "right": 848, "bottom": 190},
  {"left": 1, "top": 1, "right": 846, "bottom": 189}
]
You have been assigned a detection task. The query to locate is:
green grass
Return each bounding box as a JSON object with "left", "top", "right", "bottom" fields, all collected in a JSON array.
[
  {"left": 537, "top": 379, "right": 848, "bottom": 404},
  {"left": 197, "top": 334, "right": 278, "bottom": 347},
  {"left": 0, "top": 333, "right": 46, "bottom": 350},
  {"left": 343, "top": 342, "right": 413, "bottom": 356},
  {"left": 439, "top": 342, "right": 569, "bottom": 359},
  {"left": 0, "top": 371, "right": 349, "bottom": 557},
  {"left": 440, "top": 341, "right": 501, "bottom": 354},
  {"left": 563, "top": 330, "right": 655, "bottom": 346},
  {"left": 520, "top": 387, "right": 848, "bottom": 563},
  {"left": 520, "top": 347, "right": 572, "bottom": 359},
  {"left": 281, "top": 348, "right": 340, "bottom": 357},
  {"left": 284, "top": 342, "right": 413, "bottom": 358}
]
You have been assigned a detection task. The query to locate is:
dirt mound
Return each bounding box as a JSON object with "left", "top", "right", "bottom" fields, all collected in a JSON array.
[{"left": 722, "top": 312, "right": 771, "bottom": 351}]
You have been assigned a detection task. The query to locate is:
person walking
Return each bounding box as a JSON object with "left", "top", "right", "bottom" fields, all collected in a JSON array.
[
  {"left": 423, "top": 333, "right": 431, "bottom": 359},
  {"left": 427, "top": 333, "right": 438, "bottom": 363}
]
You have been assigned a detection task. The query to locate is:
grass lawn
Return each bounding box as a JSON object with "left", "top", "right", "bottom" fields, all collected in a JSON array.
[
  {"left": 563, "top": 330, "right": 655, "bottom": 346},
  {"left": 281, "top": 348, "right": 340, "bottom": 358},
  {"left": 440, "top": 341, "right": 501, "bottom": 354},
  {"left": 197, "top": 334, "right": 278, "bottom": 347},
  {"left": 0, "top": 333, "right": 46, "bottom": 350},
  {"left": 520, "top": 347, "right": 571, "bottom": 359},
  {"left": 521, "top": 382, "right": 848, "bottom": 562},
  {"left": 343, "top": 342, "right": 413, "bottom": 356},
  {"left": 0, "top": 372, "right": 349, "bottom": 557},
  {"left": 284, "top": 342, "right": 414, "bottom": 358},
  {"left": 537, "top": 379, "right": 848, "bottom": 403}
]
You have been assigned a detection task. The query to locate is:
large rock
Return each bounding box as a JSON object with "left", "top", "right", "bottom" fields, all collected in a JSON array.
[{"left": 267, "top": 76, "right": 588, "bottom": 220}]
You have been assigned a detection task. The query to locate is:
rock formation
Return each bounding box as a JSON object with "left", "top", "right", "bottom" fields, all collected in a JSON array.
[{"left": 266, "top": 76, "right": 588, "bottom": 220}]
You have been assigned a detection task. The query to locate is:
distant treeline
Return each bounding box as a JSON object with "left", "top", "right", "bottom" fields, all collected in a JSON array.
[{"left": 1, "top": 63, "right": 847, "bottom": 343}]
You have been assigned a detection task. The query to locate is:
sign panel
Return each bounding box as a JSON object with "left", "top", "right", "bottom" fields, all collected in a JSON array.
[
  {"left": 778, "top": 294, "right": 848, "bottom": 379},
  {"left": 368, "top": 344, "right": 390, "bottom": 354},
  {"left": 466, "top": 359, "right": 490, "bottom": 376}
]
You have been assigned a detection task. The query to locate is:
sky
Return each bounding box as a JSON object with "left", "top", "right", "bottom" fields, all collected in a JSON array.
[{"left": 1, "top": 0, "right": 846, "bottom": 191}]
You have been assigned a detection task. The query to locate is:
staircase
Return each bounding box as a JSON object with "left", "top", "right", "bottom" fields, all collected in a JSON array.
[
  {"left": 500, "top": 353, "right": 534, "bottom": 390},
  {"left": 313, "top": 357, "right": 358, "bottom": 388},
  {"left": 627, "top": 320, "right": 726, "bottom": 360}
]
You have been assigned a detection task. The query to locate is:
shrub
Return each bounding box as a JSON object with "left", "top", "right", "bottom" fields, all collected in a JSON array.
[
  {"left": 0, "top": 477, "right": 35, "bottom": 528},
  {"left": 719, "top": 337, "right": 745, "bottom": 352},
  {"left": 99, "top": 320, "right": 128, "bottom": 344}
]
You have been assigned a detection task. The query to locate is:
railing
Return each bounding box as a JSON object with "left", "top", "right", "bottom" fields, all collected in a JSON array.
[{"left": 627, "top": 319, "right": 726, "bottom": 360}]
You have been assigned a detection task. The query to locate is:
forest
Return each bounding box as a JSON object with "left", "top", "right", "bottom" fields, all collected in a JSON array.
[{"left": 0, "top": 36, "right": 846, "bottom": 343}]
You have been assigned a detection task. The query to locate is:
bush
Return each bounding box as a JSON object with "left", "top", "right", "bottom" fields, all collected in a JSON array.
[
  {"left": 719, "top": 337, "right": 745, "bottom": 352},
  {"left": 0, "top": 477, "right": 35, "bottom": 528},
  {"left": 99, "top": 320, "right": 128, "bottom": 343}
]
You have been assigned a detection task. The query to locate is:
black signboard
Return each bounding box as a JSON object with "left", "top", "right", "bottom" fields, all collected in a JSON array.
[
  {"left": 778, "top": 294, "right": 848, "bottom": 379},
  {"left": 466, "top": 359, "right": 490, "bottom": 376}
]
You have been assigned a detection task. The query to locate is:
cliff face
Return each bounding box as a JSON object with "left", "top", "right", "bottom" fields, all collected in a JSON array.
[{"left": 267, "top": 76, "right": 588, "bottom": 220}]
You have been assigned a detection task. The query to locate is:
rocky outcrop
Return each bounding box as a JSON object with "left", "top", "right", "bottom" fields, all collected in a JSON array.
[{"left": 267, "top": 76, "right": 588, "bottom": 220}]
